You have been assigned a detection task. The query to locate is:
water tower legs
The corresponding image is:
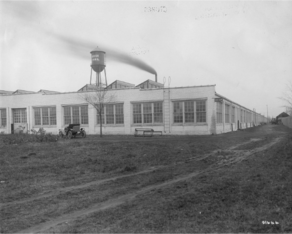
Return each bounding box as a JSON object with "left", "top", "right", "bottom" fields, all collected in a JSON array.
[
  {"left": 90, "top": 67, "right": 93, "bottom": 85},
  {"left": 104, "top": 68, "right": 108, "bottom": 86}
]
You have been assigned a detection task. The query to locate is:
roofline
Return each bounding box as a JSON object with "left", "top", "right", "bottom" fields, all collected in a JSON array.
[
  {"left": 106, "top": 80, "right": 135, "bottom": 87},
  {"left": 135, "top": 79, "right": 164, "bottom": 87},
  {"left": 0, "top": 84, "right": 217, "bottom": 96},
  {"left": 215, "top": 92, "right": 262, "bottom": 114}
]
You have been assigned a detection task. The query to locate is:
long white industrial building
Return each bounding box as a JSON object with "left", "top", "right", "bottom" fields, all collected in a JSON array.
[{"left": 0, "top": 79, "right": 268, "bottom": 135}]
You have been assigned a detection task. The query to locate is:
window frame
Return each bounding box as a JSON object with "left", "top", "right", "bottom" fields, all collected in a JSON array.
[
  {"left": 63, "top": 105, "right": 89, "bottom": 126},
  {"left": 231, "top": 106, "right": 235, "bottom": 123},
  {"left": 97, "top": 103, "right": 124, "bottom": 126},
  {"left": 12, "top": 108, "right": 27, "bottom": 124},
  {"left": 0, "top": 109, "right": 7, "bottom": 128},
  {"left": 225, "top": 104, "right": 230, "bottom": 123},
  {"left": 33, "top": 106, "right": 57, "bottom": 127},
  {"left": 173, "top": 99, "right": 207, "bottom": 125},
  {"left": 216, "top": 102, "right": 223, "bottom": 124},
  {"left": 131, "top": 101, "right": 163, "bottom": 125}
]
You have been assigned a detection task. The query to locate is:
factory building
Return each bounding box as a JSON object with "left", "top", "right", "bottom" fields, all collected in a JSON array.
[
  {"left": 0, "top": 47, "right": 267, "bottom": 135},
  {"left": 0, "top": 82, "right": 267, "bottom": 135}
]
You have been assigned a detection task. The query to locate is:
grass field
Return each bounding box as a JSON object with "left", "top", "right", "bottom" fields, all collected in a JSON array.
[{"left": 1, "top": 124, "right": 292, "bottom": 233}]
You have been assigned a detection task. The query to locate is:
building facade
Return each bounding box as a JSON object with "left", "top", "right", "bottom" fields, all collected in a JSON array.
[{"left": 0, "top": 81, "right": 268, "bottom": 135}]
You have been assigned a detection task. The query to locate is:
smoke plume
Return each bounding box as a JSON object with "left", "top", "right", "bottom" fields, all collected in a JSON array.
[
  {"left": 2, "top": 1, "right": 157, "bottom": 76},
  {"left": 55, "top": 34, "right": 157, "bottom": 76}
]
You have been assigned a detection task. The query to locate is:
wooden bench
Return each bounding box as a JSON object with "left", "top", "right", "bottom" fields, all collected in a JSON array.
[{"left": 134, "top": 128, "right": 162, "bottom": 137}]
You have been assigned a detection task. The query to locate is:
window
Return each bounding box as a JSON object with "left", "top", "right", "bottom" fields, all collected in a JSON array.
[
  {"left": 72, "top": 106, "right": 80, "bottom": 124},
  {"left": 64, "top": 106, "right": 71, "bottom": 125},
  {"left": 34, "top": 106, "right": 57, "bottom": 126},
  {"left": 0, "top": 109, "right": 6, "bottom": 127},
  {"left": 216, "top": 102, "right": 223, "bottom": 123},
  {"left": 133, "top": 103, "right": 142, "bottom": 124},
  {"left": 96, "top": 105, "right": 105, "bottom": 125},
  {"left": 154, "top": 102, "right": 163, "bottom": 123},
  {"left": 225, "top": 104, "right": 230, "bottom": 123},
  {"left": 106, "top": 104, "right": 114, "bottom": 124},
  {"left": 196, "top": 100, "right": 206, "bottom": 123},
  {"left": 185, "top": 101, "right": 194, "bottom": 123},
  {"left": 63, "top": 105, "right": 88, "bottom": 125},
  {"left": 173, "top": 102, "right": 183, "bottom": 123},
  {"left": 13, "top": 108, "right": 27, "bottom": 123},
  {"left": 132, "top": 102, "right": 163, "bottom": 124},
  {"left": 143, "top": 103, "right": 152, "bottom": 123},
  {"left": 174, "top": 100, "right": 206, "bottom": 124},
  {"left": 115, "top": 104, "right": 124, "bottom": 124},
  {"left": 97, "top": 104, "right": 124, "bottom": 125},
  {"left": 232, "top": 107, "right": 235, "bottom": 123},
  {"left": 80, "top": 106, "right": 88, "bottom": 124},
  {"left": 240, "top": 109, "right": 244, "bottom": 123},
  {"left": 237, "top": 107, "right": 240, "bottom": 122}
]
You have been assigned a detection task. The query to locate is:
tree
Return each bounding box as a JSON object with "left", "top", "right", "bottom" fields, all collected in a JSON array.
[
  {"left": 81, "top": 87, "right": 116, "bottom": 137},
  {"left": 280, "top": 81, "right": 292, "bottom": 115}
]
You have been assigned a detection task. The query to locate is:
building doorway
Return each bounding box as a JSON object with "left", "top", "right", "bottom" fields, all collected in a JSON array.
[{"left": 12, "top": 108, "right": 28, "bottom": 133}]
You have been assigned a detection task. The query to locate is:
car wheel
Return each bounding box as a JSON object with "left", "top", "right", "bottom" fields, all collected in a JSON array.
[{"left": 68, "top": 131, "right": 73, "bottom": 139}]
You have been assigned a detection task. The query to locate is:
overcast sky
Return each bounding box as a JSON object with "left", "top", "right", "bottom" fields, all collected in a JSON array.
[{"left": 1, "top": 1, "right": 292, "bottom": 117}]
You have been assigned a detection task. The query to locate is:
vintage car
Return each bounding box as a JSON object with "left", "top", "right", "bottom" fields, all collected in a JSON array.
[
  {"left": 271, "top": 118, "right": 278, "bottom": 125},
  {"left": 59, "top": 124, "right": 86, "bottom": 139}
]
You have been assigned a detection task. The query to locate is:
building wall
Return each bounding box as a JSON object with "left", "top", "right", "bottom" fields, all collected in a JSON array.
[
  {"left": 0, "top": 85, "right": 217, "bottom": 135},
  {"left": 0, "top": 85, "right": 268, "bottom": 135}
]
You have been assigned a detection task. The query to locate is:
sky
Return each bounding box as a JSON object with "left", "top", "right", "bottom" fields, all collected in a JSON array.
[{"left": 1, "top": 0, "right": 292, "bottom": 118}]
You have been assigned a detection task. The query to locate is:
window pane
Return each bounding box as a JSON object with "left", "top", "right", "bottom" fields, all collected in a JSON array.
[
  {"left": 216, "top": 102, "right": 222, "bottom": 123},
  {"left": 197, "top": 112, "right": 206, "bottom": 122},
  {"left": 0, "top": 109, "right": 7, "bottom": 127},
  {"left": 154, "top": 102, "right": 163, "bottom": 123},
  {"left": 97, "top": 105, "right": 104, "bottom": 124},
  {"left": 185, "top": 101, "right": 194, "bottom": 122},
  {"left": 115, "top": 104, "right": 124, "bottom": 124},
  {"left": 196, "top": 101, "right": 206, "bottom": 123},
  {"left": 133, "top": 103, "right": 141, "bottom": 114},
  {"left": 133, "top": 103, "right": 142, "bottom": 123},
  {"left": 42, "top": 107, "right": 49, "bottom": 125},
  {"left": 34, "top": 108, "right": 41, "bottom": 125},
  {"left": 174, "top": 102, "right": 183, "bottom": 123},
  {"left": 22, "top": 109, "right": 27, "bottom": 123},
  {"left": 196, "top": 101, "right": 206, "bottom": 112},
  {"left": 106, "top": 104, "right": 114, "bottom": 124},
  {"left": 72, "top": 106, "right": 80, "bottom": 124},
  {"left": 232, "top": 107, "right": 235, "bottom": 123},
  {"left": 64, "top": 106, "right": 71, "bottom": 125},
  {"left": 143, "top": 103, "right": 152, "bottom": 123},
  {"left": 13, "top": 109, "right": 27, "bottom": 123},
  {"left": 80, "top": 105, "right": 88, "bottom": 124},
  {"left": 225, "top": 104, "right": 230, "bottom": 123},
  {"left": 50, "top": 107, "right": 57, "bottom": 125}
]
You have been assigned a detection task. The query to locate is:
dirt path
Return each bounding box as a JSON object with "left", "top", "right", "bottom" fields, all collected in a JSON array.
[
  {"left": 0, "top": 166, "right": 162, "bottom": 208},
  {"left": 17, "top": 137, "right": 283, "bottom": 234}
]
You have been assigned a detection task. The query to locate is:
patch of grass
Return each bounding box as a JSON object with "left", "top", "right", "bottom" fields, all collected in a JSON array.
[
  {"left": 57, "top": 128, "right": 292, "bottom": 233},
  {"left": 1, "top": 124, "right": 291, "bottom": 233}
]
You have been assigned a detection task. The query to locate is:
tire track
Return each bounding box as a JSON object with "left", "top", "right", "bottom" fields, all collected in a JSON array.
[
  {"left": 17, "top": 137, "right": 282, "bottom": 234},
  {"left": 0, "top": 166, "right": 160, "bottom": 208},
  {"left": 0, "top": 136, "right": 272, "bottom": 208}
]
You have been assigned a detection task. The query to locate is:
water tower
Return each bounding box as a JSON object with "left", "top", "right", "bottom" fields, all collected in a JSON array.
[{"left": 90, "top": 46, "right": 107, "bottom": 87}]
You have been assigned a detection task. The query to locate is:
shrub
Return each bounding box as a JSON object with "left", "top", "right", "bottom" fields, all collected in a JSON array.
[{"left": 2, "top": 128, "right": 58, "bottom": 145}]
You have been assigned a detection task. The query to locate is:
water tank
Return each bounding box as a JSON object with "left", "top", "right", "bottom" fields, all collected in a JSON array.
[{"left": 90, "top": 47, "right": 106, "bottom": 73}]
